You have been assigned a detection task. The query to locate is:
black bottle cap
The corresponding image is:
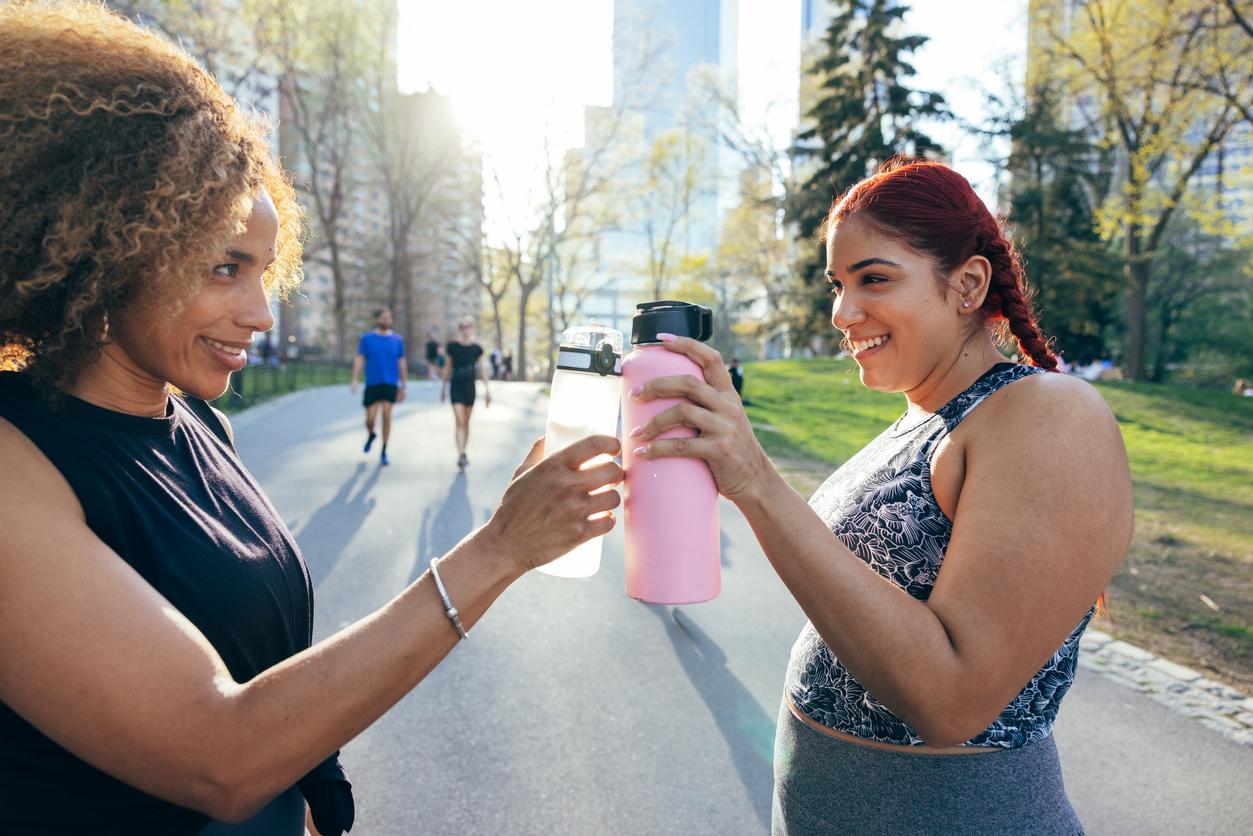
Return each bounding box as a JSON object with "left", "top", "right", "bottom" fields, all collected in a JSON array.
[{"left": 630, "top": 300, "right": 714, "bottom": 345}]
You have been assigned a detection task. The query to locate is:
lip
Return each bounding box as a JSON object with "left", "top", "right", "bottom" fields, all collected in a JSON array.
[
  {"left": 200, "top": 336, "right": 249, "bottom": 372},
  {"left": 849, "top": 333, "right": 891, "bottom": 360}
]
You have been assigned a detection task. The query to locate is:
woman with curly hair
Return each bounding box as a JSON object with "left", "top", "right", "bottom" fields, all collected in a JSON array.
[
  {"left": 628, "top": 158, "right": 1134, "bottom": 833},
  {"left": 0, "top": 3, "right": 622, "bottom": 834}
]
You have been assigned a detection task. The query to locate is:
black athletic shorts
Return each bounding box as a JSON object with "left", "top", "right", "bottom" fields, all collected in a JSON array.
[
  {"left": 363, "top": 383, "right": 399, "bottom": 407},
  {"left": 449, "top": 379, "right": 476, "bottom": 407}
]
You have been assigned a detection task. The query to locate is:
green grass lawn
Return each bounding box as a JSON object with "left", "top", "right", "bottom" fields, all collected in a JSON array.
[
  {"left": 211, "top": 361, "right": 352, "bottom": 414},
  {"left": 741, "top": 358, "right": 1253, "bottom": 689}
]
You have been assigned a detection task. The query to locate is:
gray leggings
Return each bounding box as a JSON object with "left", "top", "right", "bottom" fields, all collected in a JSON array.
[{"left": 773, "top": 701, "right": 1083, "bottom": 835}]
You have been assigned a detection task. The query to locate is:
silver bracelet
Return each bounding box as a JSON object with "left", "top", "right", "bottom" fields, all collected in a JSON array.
[{"left": 429, "top": 557, "right": 468, "bottom": 640}]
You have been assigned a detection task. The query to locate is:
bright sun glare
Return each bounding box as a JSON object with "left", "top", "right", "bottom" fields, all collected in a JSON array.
[{"left": 397, "top": 0, "right": 611, "bottom": 190}]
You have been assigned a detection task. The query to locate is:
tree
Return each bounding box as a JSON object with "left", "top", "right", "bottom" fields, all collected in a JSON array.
[
  {"left": 264, "top": 0, "right": 372, "bottom": 360},
  {"left": 630, "top": 128, "right": 707, "bottom": 300},
  {"left": 1146, "top": 218, "right": 1251, "bottom": 383},
  {"left": 1039, "top": 0, "right": 1246, "bottom": 380},
  {"left": 367, "top": 85, "right": 471, "bottom": 351},
  {"left": 717, "top": 166, "right": 804, "bottom": 358},
  {"left": 494, "top": 103, "right": 641, "bottom": 380},
  {"left": 994, "top": 81, "right": 1123, "bottom": 363},
  {"left": 1174, "top": 0, "right": 1253, "bottom": 128},
  {"left": 690, "top": 68, "right": 806, "bottom": 355},
  {"left": 110, "top": 0, "right": 272, "bottom": 101},
  {"left": 789, "top": 0, "right": 950, "bottom": 344}
]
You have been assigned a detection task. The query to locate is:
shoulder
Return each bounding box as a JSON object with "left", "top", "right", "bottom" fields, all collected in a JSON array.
[
  {"left": 177, "top": 396, "right": 236, "bottom": 448},
  {"left": 209, "top": 406, "right": 235, "bottom": 445},
  {"left": 962, "top": 370, "right": 1124, "bottom": 469},
  {"left": 0, "top": 415, "right": 84, "bottom": 520},
  {"left": 986, "top": 369, "right": 1112, "bottom": 427}
]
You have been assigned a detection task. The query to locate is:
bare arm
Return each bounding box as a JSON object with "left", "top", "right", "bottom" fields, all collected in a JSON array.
[
  {"left": 350, "top": 355, "right": 364, "bottom": 391},
  {"left": 477, "top": 349, "right": 491, "bottom": 404},
  {"left": 0, "top": 420, "right": 622, "bottom": 821},
  {"left": 397, "top": 355, "right": 408, "bottom": 402},
  {"left": 631, "top": 339, "right": 1133, "bottom": 746},
  {"left": 440, "top": 348, "right": 451, "bottom": 402}
]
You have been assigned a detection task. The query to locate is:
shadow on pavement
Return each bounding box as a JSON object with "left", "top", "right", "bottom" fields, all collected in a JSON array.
[
  {"left": 295, "top": 462, "right": 381, "bottom": 585},
  {"left": 413, "top": 471, "right": 475, "bottom": 581},
  {"left": 647, "top": 604, "right": 775, "bottom": 830}
]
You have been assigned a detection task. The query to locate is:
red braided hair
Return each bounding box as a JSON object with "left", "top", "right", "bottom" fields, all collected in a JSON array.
[{"left": 827, "top": 157, "right": 1058, "bottom": 371}]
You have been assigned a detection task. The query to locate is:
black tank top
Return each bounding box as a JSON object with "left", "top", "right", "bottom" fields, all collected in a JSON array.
[
  {"left": 445, "top": 341, "right": 482, "bottom": 382},
  {"left": 0, "top": 372, "right": 314, "bottom": 834}
]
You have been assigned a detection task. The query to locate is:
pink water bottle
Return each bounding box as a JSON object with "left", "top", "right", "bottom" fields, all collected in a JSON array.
[{"left": 621, "top": 300, "right": 720, "bottom": 604}]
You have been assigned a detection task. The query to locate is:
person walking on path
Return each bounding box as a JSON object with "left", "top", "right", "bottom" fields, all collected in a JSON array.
[
  {"left": 490, "top": 346, "right": 503, "bottom": 380},
  {"left": 441, "top": 316, "right": 491, "bottom": 470},
  {"left": 0, "top": 8, "right": 624, "bottom": 833},
  {"left": 627, "top": 158, "right": 1133, "bottom": 834},
  {"left": 424, "top": 329, "right": 442, "bottom": 381},
  {"left": 727, "top": 358, "right": 750, "bottom": 404},
  {"left": 351, "top": 306, "right": 406, "bottom": 466}
]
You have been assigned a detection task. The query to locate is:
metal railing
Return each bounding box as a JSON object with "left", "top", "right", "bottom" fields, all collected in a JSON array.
[{"left": 211, "top": 359, "right": 354, "bottom": 413}]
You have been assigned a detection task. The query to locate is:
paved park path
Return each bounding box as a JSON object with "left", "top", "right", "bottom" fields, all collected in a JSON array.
[{"left": 232, "top": 381, "right": 1252, "bottom": 835}]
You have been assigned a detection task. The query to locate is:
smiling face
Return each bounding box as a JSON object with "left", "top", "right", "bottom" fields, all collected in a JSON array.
[
  {"left": 107, "top": 191, "right": 278, "bottom": 401},
  {"left": 825, "top": 214, "right": 972, "bottom": 395}
]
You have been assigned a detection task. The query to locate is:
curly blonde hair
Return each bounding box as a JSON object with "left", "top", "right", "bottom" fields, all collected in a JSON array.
[{"left": 0, "top": 0, "right": 303, "bottom": 391}]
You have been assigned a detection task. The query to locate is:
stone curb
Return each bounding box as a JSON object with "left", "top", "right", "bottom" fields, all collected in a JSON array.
[{"left": 1079, "top": 629, "right": 1252, "bottom": 747}]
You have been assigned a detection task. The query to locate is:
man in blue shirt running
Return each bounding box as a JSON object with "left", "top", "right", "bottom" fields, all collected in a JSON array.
[{"left": 350, "top": 306, "right": 406, "bottom": 466}]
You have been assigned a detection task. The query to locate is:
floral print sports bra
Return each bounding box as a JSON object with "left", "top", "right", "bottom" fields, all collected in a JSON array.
[{"left": 784, "top": 363, "right": 1093, "bottom": 749}]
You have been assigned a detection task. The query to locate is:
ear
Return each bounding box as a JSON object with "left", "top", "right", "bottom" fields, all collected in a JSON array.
[{"left": 952, "top": 255, "right": 991, "bottom": 314}]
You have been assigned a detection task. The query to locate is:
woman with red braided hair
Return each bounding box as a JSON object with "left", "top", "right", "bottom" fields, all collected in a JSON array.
[{"left": 628, "top": 158, "right": 1133, "bottom": 833}]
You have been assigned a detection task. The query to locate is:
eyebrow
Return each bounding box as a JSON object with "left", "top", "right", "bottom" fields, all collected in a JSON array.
[
  {"left": 824, "top": 257, "right": 902, "bottom": 278},
  {"left": 226, "top": 249, "right": 275, "bottom": 268},
  {"left": 847, "top": 257, "right": 901, "bottom": 272}
]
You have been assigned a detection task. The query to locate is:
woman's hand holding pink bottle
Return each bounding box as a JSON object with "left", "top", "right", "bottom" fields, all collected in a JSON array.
[{"left": 626, "top": 333, "right": 773, "bottom": 505}]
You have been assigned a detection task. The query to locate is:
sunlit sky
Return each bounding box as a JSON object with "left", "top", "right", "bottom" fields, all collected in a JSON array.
[{"left": 397, "top": 0, "right": 1027, "bottom": 227}]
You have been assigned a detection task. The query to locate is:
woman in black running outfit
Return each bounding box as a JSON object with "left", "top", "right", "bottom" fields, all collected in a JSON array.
[
  {"left": 441, "top": 317, "right": 491, "bottom": 469},
  {"left": 0, "top": 6, "right": 622, "bottom": 834}
]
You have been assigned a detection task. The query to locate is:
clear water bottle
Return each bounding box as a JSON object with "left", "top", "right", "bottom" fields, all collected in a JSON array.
[
  {"left": 537, "top": 324, "right": 624, "bottom": 578},
  {"left": 621, "top": 301, "right": 720, "bottom": 604}
]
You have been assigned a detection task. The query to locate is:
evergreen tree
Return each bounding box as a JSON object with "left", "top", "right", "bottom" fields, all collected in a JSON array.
[
  {"left": 1001, "top": 83, "right": 1123, "bottom": 364},
  {"left": 788, "top": 0, "right": 949, "bottom": 344}
]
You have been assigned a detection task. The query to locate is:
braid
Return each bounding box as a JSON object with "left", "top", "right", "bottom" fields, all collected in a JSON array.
[{"left": 981, "top": 236, "right": 1058, "bottom": 371}]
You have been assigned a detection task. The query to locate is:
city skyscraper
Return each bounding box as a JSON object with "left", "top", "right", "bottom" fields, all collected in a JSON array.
[{"left": 577, "top": 0, "right": 739, "bottom": 337}]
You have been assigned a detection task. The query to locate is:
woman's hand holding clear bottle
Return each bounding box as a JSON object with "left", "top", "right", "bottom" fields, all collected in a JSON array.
[{"left": 478, "top": 434, "right": 624, "bottom": 574}]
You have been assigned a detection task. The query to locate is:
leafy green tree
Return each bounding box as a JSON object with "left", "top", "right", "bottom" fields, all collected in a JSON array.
[
  {"left": 789, "top": 0, "right": 949, "bottom": 345},
  {"left": 1146, "top": 219, "right": 1252, "bottom": 384},
  {"left": 998, "top": 82, "right": 1123, "bottom": 364},
  {"left": 1037, "top": 0, "right": 1248, "bottom": 380}
]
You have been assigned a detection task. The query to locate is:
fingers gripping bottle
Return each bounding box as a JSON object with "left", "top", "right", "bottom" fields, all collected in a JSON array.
[
  {"left": 538, "top": 324, "right": 624, "bottom": 578},
  {"left": 621, "top": 301, "right": 720, "bottom": 604}
]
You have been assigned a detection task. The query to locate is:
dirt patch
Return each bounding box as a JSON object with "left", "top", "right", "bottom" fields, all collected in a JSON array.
[
  {"left": 772, "top": 460, "right": 1252, "bottom": 694},
  {"left": 1101, "top": 524, "right": 1252, "bottom": 692}
]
